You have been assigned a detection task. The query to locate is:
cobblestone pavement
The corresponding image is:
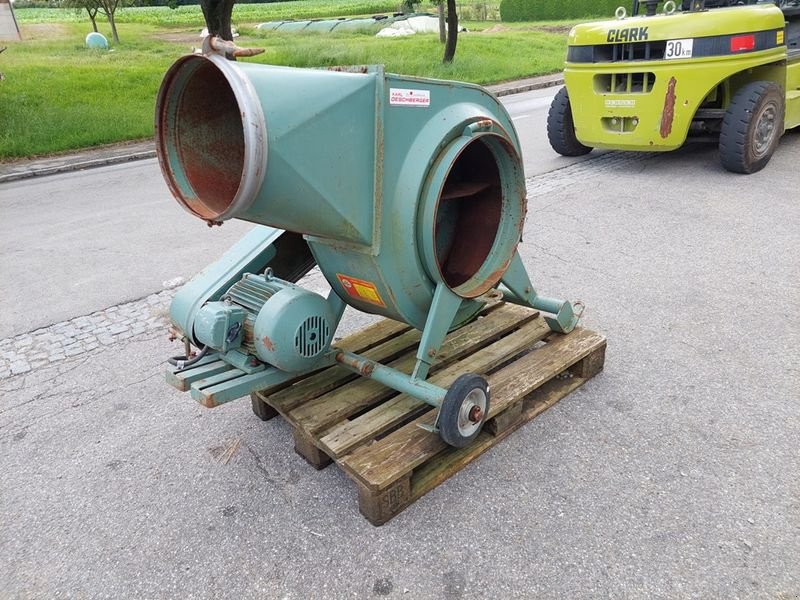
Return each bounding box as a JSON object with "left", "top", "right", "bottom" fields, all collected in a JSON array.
[
  {"left": 0, "top": 291, "right": 172, "bottom": 380},
  {"left": 0, "top": 266, "right": 338, "bottom": 381}
]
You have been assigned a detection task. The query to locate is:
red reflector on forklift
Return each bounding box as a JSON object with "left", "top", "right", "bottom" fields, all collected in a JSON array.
[{"left": 730, "top": 34, "right": 755, "bottom": 52}]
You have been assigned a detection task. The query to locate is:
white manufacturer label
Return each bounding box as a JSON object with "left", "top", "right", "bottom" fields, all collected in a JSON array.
[
  {"left": 389, "top": 87, "right": 431, "bottom": 107},
  {"left": 605, "top": 99, "right": 636, "bottom": 108},
  {"left": 664, "top": 38, "right": 693, "bottom": 59}
]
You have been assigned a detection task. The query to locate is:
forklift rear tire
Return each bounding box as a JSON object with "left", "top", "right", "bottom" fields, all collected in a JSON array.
[
  {"left": 719, "top": 81, "right": 784, "bottom": 174},
  {"left": 438, "top": 374, "right": 490, "bottom": 448},
  {"left": 547, "top": 87, "right": 593, "bottom": 157}
]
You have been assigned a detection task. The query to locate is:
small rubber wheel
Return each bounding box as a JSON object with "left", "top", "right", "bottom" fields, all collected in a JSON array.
[
  {"left": 438, "top": 374, "right": 490, "bottom": 448},
  {"left": 719, "top": 81, "right": 784, "bottom": 174},
  {"left": 547, "top": 87, "right": 593, "bottom": 157},
  {"left": 250, "top": 392, "right": 278, "bottom": 421}
]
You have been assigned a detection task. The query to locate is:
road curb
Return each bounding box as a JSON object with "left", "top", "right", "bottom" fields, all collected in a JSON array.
[
  {"left": 0, "top": 75, "right": 563, "bottom": 183},
  {"left": 0, "top": 150, "right": 158, "bottom": 184},
  {"left": 491, "top": 77, "right": 564, "bottom": 98}
]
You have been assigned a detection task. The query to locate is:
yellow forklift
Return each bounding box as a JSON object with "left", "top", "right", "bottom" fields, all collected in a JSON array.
[{"left": 548, "top": 0, "right": 800, "bottom": 172}]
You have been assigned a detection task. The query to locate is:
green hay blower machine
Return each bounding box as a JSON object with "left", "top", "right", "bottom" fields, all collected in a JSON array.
[
  {"left": 548, "top": 0, "right": 800, "bottom": 173},
  {"left": 157, "top": 39, "right": 583, "bottom": 449}
]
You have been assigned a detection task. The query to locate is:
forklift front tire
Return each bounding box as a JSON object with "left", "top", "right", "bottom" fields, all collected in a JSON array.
[{"left": 547, "top": 87, "right": 593, "bottom": 157}]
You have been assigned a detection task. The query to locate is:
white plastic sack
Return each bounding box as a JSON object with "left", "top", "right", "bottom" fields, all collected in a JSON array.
[
  {"left": 404, "top": 16, "right": 440, "bottom": 33},
  {"left": 376, "top": 26, "right": 415, "bottom": 37},
  {"left": 376, "top": 15, "right": 439, "bottom": 38}
]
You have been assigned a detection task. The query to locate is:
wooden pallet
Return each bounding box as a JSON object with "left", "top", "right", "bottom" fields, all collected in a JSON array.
[{"left": 251, "top": 302, "right": 606, "bottom": 525}]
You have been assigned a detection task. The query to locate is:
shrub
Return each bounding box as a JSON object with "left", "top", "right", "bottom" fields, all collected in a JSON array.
[
  {"left": 500, "top": 0, "right": 623, "bottom": 21},
  {"left": 458, "top": 2, "right": 501, "bottom": 21}
]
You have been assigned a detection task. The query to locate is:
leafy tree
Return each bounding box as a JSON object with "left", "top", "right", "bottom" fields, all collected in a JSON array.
[
  {"left": 196, "top": 0, "right": 457, "bottom": 62},
  {"left": 62, "top": 0, "right": 101, "bottom": 33},
  {"left": 62, "top": 0, "right": 130, "bottom": 43},
  {"left": 97, "top": 0, "right": 128, "bottom": 44},
  {"left": 427, "top": 0, "right": 457, "bottom": 61}
]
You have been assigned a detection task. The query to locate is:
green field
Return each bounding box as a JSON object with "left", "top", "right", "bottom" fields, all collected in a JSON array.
[
  {"left": 14, "top": 1, "right": 402, "bottom": 26},
  {"left": 1, "top": 2, "right": 571, "bottom": 159}
]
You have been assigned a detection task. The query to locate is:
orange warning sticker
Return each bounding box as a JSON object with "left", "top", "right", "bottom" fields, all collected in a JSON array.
[{"left": 336, "top": 274, "right": 386, "bottom": 307}]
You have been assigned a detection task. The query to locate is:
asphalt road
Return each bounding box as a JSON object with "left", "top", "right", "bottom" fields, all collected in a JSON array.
[
  {"left": 0, "top": 162, "right": 253, "bottom": 339},
  {"left": 1, "top": 86, "right": 799, "bottom": 599},
  {"left": 504, "top": 86, "right": 606, "bottom": 175}
]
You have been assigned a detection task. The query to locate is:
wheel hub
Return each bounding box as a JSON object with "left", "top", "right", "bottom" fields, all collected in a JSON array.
[
  {"left": 457, "top": 388, "right": 488, "bottom": 437},
  {"left": 468, "top": 405, "right": 483, "bottom": 423},
  {"left": 753, "top": 102, "right": 778, "bottom": 158}
]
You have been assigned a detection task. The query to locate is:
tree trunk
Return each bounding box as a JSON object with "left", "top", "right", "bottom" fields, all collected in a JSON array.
[
  {"left": 86, "top": 8, "right": 98, "bottom": 32},
  {"left": 443, "top": 0, "right": 458, "bottom": 63},
  {"left": 438, "top": 3, "right": 445, "bottom": 44},
  {"left": 200, "top": 0, "right": 235, "bottom": 41},
  {"left": 107, "top": 11, "right": 119, "bottom": 44},
  {"left": 98, "top": 0, "right": 120, "bottom": 43}
]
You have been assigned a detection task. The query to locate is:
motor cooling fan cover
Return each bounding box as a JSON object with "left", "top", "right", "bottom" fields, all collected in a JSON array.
[{"left": 252, "top": 287, "right": 335, "bottom": 373}]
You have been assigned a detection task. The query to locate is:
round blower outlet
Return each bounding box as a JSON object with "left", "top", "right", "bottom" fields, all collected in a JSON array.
[
  {"left": 252, "top": 287, "right": 335, "bottom": 373},
  {"left": 418, "top": 130, "right": 526, "bottom": 300}
]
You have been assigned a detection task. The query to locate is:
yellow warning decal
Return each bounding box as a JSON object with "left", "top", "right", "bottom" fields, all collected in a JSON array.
[
  {"left": 777, "top": 30, "right": 784, "bottom": 45},
  {"left": 336, "top": 274, "right": 386, "bottom": 307}
]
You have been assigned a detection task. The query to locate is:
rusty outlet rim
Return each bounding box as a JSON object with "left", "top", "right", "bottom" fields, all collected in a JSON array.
[
  {"left": 421, "top": 128, "right": 526, "bottom": 299},
  {"left": 155, "top": 53, "right": 267, "bottom": 222}
]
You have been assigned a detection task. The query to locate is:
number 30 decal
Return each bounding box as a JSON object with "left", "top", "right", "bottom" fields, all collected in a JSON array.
[{"left": 665, "top": 38, "right": 694, "bottom": 59}]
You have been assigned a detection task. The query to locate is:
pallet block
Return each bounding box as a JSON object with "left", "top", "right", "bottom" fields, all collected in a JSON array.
[{"left": 251, "top": 302, "right": 606, "bottom": 525}]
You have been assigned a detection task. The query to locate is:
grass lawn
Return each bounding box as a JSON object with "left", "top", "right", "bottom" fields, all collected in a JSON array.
[{"left": 1, "top": 3, "right": 572, "bottom": 159}]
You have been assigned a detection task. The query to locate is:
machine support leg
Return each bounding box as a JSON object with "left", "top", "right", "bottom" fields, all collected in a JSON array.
[
  {"left": 327, "top": 288, "right": 347, "bottom": 325},
  {"left": 411, "top": 283, "right": 463, "bottom": 381},
  {"left": 334, "top": 350, "right": 447, "bottom": 407},
  {"left": 500, "top": 252, "right": 580, "bottom": 334}
]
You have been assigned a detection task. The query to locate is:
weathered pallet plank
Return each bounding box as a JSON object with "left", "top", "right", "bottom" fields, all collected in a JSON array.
[
  {"left": 360, "top": 343, "right": 607, "bottom": 525},
  {"left": 409, "top": 374, "right": 591, "bottom": 504},
  {"left": 256, "top": 305, "right": 508, "bottom": 416},
  {"left": 320, "top": 395, "right": 431, "bottom": 459},
  {"left": 261, "top": 328, "right": 421, "bottom": 416},
  {"left": 486, "top": 328, "right": 606, "bottom": 418},
  {"left": 289, "top": 303, "right": 539, "bottom": 436},
  {"left": 249, "top": 302, "right": 606, "bottom": 526},
  {"left": 333, "top": 318, "right": 412, "bottom": 354},
  {"left": 250, "top": 393, "right": 279, "bottom": 421},
  {"left": 340, "top": 327, "right": 605, "bottom": 492},
  {"left": 292, "top": 429, "right": 333, "bottom": 470},
  {"left": 206, "top": 322, "right": 421, "bottom": 410},
  {"left": 318, "top": 317, "right": 551, "bottom": 458}
]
